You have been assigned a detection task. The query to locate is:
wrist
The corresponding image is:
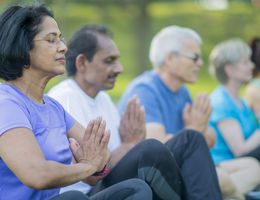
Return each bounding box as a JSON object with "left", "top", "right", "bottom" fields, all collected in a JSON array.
[
  {"left": 121, "top": 142, "right": 137, "bottom": 149},
  {"left": 92, "top": 165, "right": 109, "bottom": 177}
]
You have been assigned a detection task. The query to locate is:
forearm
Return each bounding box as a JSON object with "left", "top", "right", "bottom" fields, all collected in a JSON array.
[
  {"left": 236, "top": 130, "right": 260, "bottom": 156},
  {"left": 203, "top": 127, "right": 216, "bottom": 148},
  {"left": 24, "top": 161, "right": 97, "bottom": 189}
]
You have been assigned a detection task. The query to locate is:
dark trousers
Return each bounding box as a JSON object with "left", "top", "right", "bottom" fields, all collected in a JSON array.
[
  {"left": 89, "top": 129, "right": 222, "bottom": 200},
  {"left": 50, "top": 178, "right": 152, "bottom": 200},
  {"left": 165, "top": 129, "right": 222, "bottom": 200}
]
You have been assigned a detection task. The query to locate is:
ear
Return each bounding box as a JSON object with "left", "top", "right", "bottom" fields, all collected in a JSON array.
[
  {"left": 164, "top": 52, "right": 174, "bottom": 67},
  {"left": 224, "top": 64, "right": 233, "bottom": 79},
  {"left": 75, "top": 54, "right": 89, "bottom": 73}
]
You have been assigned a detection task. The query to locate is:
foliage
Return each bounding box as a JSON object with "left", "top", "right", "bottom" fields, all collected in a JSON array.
[{"left": 0, "top": 1, "right": 259, "bottom": 102}]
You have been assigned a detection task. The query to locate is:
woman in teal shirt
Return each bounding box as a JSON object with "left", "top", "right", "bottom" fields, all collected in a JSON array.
[{"left": 209, "top": 38, "right": 260, "bottom": 164}]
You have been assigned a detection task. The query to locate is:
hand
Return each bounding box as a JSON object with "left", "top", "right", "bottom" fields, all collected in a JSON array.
[
  {"left": 69, "top": 117, "right": 111, "bottom": 172},
  {"left": 182, "top": 92, "right": 212, "bottom": 135},
  {"left": 119, "top": 95, "right": 146, "bottom": 145}
]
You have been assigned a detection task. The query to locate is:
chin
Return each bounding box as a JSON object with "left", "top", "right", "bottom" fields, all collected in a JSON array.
[
  {"left": 186, "top": 78, "right": 198, "bottom": 84},
  {"left": 54, "top": 65, "right": 66, "bottom": 74}
]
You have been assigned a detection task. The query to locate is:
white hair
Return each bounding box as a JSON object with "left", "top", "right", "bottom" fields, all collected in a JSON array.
[{"left": 149, "top": 25, "right": 202, "bottom": 68}]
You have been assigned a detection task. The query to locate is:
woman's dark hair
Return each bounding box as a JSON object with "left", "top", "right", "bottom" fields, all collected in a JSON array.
[
  {"left": 0, "top": 4, "right": 53, "bottom": 81},
  {"left": 249, "top": 37, "right": 260, "bottom": 77},
  {"left": 66, "top": 24, "right": 113, "bottom": 76}
]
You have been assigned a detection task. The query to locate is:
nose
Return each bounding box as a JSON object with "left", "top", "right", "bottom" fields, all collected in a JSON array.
[
  {"left": 113, "top": 62, "right": 124, "bottom": 74},
  {"left": 58, "top": 40, "right": 68, "bottom": 54},
  {"left": 197, "top": 56, "right": 203, "bottom": 67}
]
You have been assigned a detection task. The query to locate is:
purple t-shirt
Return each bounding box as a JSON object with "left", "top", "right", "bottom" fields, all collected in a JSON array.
[{"left": 0, "top": 83, "right": 76, "bottom": 200}]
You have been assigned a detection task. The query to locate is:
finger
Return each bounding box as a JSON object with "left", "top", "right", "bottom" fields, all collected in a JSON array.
[
  {"left": 128, "top": 96, "right": 136, "bottom": 121},
  {"left": 120, "top": 111, "right": 127, "bottom": 127},
  {"left": 91, "top": 117, "right": 102, "bottom": 140},
  {"left": 82, "top": 120, "right": 94, "bottom": 142},
  {"left": 195, "top": 92, "right": 209, "bottom": 113},
  {"left": 140, "top": 106, "right": 145, "bottom": 123},
  {"left": 205, "top": 104, "right": 213, "bottom": 119},
  {"left": 193, "top": 93, "right": 201, "bottom": 109},
  {"left": 101, "top": 129, "right": 111, "bottom": 148},
  {"left": 69, "top": 138, "right": 80, "bottom": 160},
  {"left": 95, "top": 120, "right": 106, "bottom": 145},
  {"left": 203, "top": 95, "right": 211, "bottom": 114},
  {"left": 134, "top": 98, "right": 140, "bottom": 121},
  {"left": 125, "top": 96, "right": 135, "bottom": 120},
  {"left": 183, "top": 103, "right": 191, "bottom": 115},
  {"left": 196, "top": 93, "right": 206, "bottom": 112}
]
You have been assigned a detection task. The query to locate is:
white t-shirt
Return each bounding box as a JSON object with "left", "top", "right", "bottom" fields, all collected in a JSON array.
[{"left": 48, "top": 79, "right": 121, "bottom": 193}]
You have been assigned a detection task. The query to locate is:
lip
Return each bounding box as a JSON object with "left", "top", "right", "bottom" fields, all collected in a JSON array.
[{"left": 56, "top": 56, "right": 66, "bottom": 63}]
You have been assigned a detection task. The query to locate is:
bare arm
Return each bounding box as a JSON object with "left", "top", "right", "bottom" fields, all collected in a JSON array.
[
  {"left": 217, "top": 119, "right": 260, "bottom": 156},
  {"left": 146, "top": 123, "right": 173, "bottom": 143},
  {"left": 145, "top": 93, "right": 215, "bottom": 146},
  {"left": 0, "top": 127, "right": 99, "bottom": 189},
  {"left": 204, "top": 127, "right": 217, "bottom": 148}
]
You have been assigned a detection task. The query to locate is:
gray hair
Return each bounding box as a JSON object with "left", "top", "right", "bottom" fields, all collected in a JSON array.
[
  {"left": 149, "top": 25, "right": 202, "bottom": 68},
  {"left": 209, "top": 38, "right": 251, "bottom": 84}
]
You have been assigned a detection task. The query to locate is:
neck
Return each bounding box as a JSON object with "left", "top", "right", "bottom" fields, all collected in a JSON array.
[
  {"left": 223, "top": 80, "right": 242, "bottom": 100},
  {"left": 155, "top": 68, "right": 183, "bottom": 92},
  {"left": 6, "top": 73, "right": 50, "bottom": 104},
  {"left": 72, "top": 76, "right": 99, "bottom": 98}
]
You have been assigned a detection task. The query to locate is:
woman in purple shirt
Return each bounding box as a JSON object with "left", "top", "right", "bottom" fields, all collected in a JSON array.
[{"left": 0, "top": 4, "right": 152, "bottom": 200}]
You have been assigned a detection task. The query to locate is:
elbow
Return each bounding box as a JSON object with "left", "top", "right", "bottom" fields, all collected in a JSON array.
[
  {"left": 207, "top": 137, "right": 216, "bottom": 149},
  {"left": 22, "top": 177, "right": 50, "bottom": 190},
  {"left": 232, "top": 148, "right": 248, "bottom": 157},
  {"left": 20, "top": 170, "right": 54, "bottom": 190}
]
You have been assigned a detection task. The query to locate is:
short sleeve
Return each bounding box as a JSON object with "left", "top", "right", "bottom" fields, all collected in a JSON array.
[
  {"left": 64, "top": 110, "right": 76, "bottom": 132},
  {"left": 125, "top": 85, "right": 164, "bottom": 125},
  {"left": 210, "top": 99, "right": 237, "bottom": 123},
  {"left": 0, "top": 99, "right": 32, "bottom": 136}
]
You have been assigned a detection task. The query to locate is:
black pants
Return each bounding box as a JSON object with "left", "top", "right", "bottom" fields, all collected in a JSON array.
[
  {"left": 50, "top": 178, "right": 152, "bottom": 200},
  {"left": 165, "top": 129, "right": 222, "bottom": 200},
  {"left": 89, "top": 129, "right": 222, "bottom": 200}
]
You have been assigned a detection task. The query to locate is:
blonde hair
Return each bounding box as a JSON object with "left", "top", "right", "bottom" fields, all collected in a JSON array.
[{"left": 209, "top": 38, "right": 251, "bottom": 84}]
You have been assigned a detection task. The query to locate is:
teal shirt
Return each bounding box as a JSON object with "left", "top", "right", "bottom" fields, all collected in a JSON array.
[{"left": 209, "top": 86, "right": 259, "bottom": 164}]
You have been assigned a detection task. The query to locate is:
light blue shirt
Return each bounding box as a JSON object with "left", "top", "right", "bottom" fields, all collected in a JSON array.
[
  {"left": 0, "top": 83, "right": 75, "bottom": 200},
  {"left": 210, "top": 85, "right": 259, "bottom": 164}
]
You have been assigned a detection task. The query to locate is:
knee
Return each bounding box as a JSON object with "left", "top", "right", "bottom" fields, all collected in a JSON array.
[
  {"left": 243, "top": 157, "right": 260, "bottom": 172},
  {"left": 216, "top": 167, "right": 238, "bottom": 198},
  {"left": 138, "top": 139, "right": 173, "bottom": 161},
  {"left": 58, "top": 191, "right": 88, "bottom": 200},
  {"left": 128, "top": 178, "right": 152, "bottom": 194},
  {"left": 181, "top": 129, "right": 206, "bottom": 144}
]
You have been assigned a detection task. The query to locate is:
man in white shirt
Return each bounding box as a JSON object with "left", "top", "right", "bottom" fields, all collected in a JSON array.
[{"left": 48, "top": 24, "right": 222, "bottom": 200}]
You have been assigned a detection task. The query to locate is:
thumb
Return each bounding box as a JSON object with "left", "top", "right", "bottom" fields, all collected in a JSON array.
[
  {"left": 69, "top": 138, "right": 80, "bottom": 155},
  {"left": 183, "top": 103, "right": 191, "bottom": 115}
]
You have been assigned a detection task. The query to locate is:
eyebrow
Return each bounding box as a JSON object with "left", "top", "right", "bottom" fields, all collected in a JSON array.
[{"left": 46, "top": 32, "right": 62, "bottom": 37}]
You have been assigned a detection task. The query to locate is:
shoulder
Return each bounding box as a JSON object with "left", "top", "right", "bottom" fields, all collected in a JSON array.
[
  {"left": 210, "top": 86, "right": 230, "bottom": 107},
  {"left": 0, "top": 84, "right": 27, "bottom": 109}
]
